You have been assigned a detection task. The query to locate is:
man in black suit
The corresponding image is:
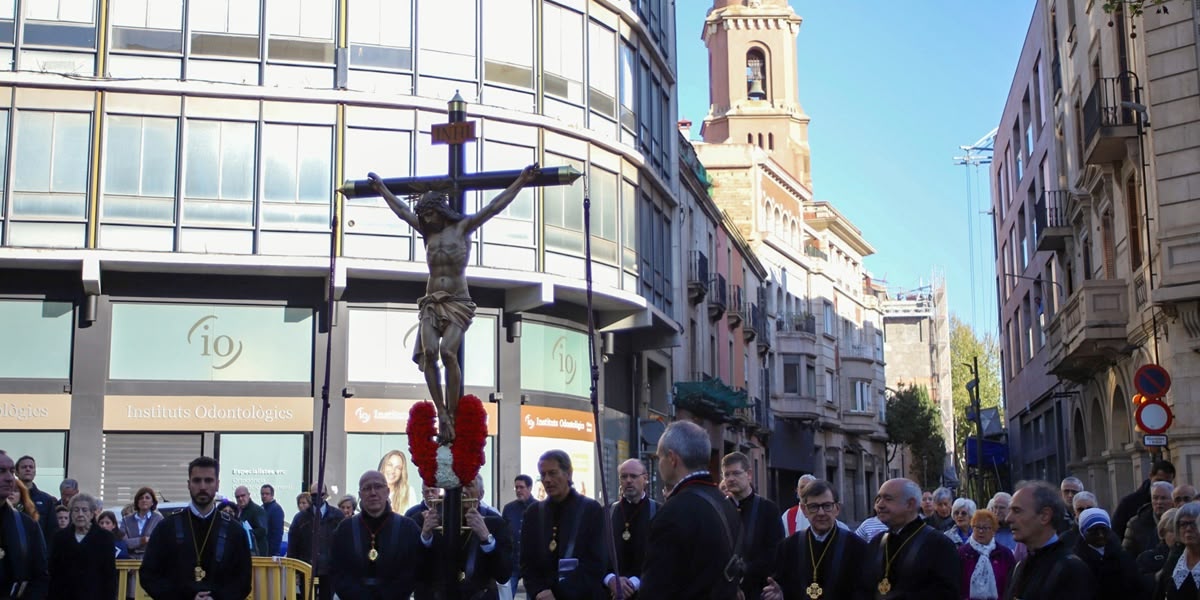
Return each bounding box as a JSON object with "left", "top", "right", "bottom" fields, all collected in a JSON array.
[
  {"left": 640, "top": 421, "right": 740, "bottom": 600},
  {"left": 330, "top": 470, "right": 428, "bottom": 599},
  {"left": 604, "top": 459, "right": 658, "bottom": 598},
  {"left": 763, "top": 479, "right": 869, "bottom": 600},
  {"left": 864, "top": 478, "right": 960, "bottom": 600},
  {"left": 520, "top": 450, "right": 607, "bottom": 600},
  {"left": 415, "top": 474, "right": 512, "bottom": 600},
  {"left": 1005, "top": 480, "right": 1094, "bottom": 600},
  {"left": 722, "top": 451, "right": 783, "bottom": 600}
]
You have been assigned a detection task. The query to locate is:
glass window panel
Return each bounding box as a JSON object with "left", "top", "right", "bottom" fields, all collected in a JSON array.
[
  {"left": 190, "top": 0, "right": 258, "bottom": 35},
  {"left": 15, "top": 112, "right": 89, "bottom": 194},
  {"left": 417, "top": 0, "right": 475, "bottom": 80},
  {"left": 28, "top": 0, "right": 93, "bottom": 23},
  {"left": 482, "top": 0, "right": 531, "bottom": 88},
  {"left": 0, "top": 300, "right": 73, "bottom": 378},
  {"left": 263, "top": 124, "right": 331, "bottom": 204},
  {"left": 0, "top": 0, "right": 12, "bottom": 19},
  {"left": 104, "top": 115, "right": 178, "bottom": 198},
  {"left": 542, "top": 3, "right": 583, "bottom": 103},
  {"left": 348, "top": 0, "right": 411, "bottom": 47},
  {"left": 262, "top": 126, "right": 297, "bottom": 202},
  {"left": 13, "top": 112, "right": 52, "bottom": 192},
  {"left": 111, "top": 0, "right": 182, "bottom": 29},
  {"left": 267, "top": 0, "right": 332, "bottom": 39},
  {"left": 480, "top": 140, "right": 533, "bottom": 219},
  {"left": 185, "top": 120, "right": 255, "bottom": 201},
  {"left": 619, "top": 42, "right": 636, "bottom": 130},
  {"left": 588, "top": 22, "right": 616, "bottom": 117}
]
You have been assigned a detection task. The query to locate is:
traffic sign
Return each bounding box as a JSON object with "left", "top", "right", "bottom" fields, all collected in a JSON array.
[
  {"left": 1144, "top": 435, "right": 1168, "bottom": 447},
  {"left": 1135, "top": 398, "right": 1174, "bottom": 435},
  {"left": 1134, "top": 364, "right": 1172, "bottom": 398}
]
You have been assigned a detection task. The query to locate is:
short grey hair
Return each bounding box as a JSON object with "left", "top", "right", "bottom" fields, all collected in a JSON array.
[
  {"left": 1152, "top": 481, "right": 1175, "bottom": 496},
  {"left": 68, "top": 492, "right": 98, "bottom": 516},
  {"left": 1073, "top": 491, "right": 1098, "bottom": 512},
  {"left": 988, "top": 492, "right": 1012, "bottom": 510},
  {"left": 659, "top": 421, "right": 710, "bottom": 471},
  {"left": 932, "top": 487, "right": 953, "bottom": 503},
  {"left": 1016, "top": 480, "right": 1069, "bottom": 531},
  {"left": 952, "top": 498, "right": 977, "bottom": 516},
  {"left": 896, "top": 479, "right": 922, "bottom": 506},
  {"left": 1176, "top": 501, "right": 1200, "bottom": 537},
  {"left": 60, "top": 478, "right": 78, "bottom": 492},
  {"left": 1060, "top": 476, "right": 1084, "bottom": 490},
  {"left": 796, "top": 474, "right": 817, "bottom": 490},
  {"left": 1158, "top": 507, "right": 1179, "bottom": 537}
]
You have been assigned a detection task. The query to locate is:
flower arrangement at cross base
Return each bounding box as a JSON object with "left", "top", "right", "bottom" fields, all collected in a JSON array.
[{"left": 407, "top": 395, "right": 488, "bottom": 489}]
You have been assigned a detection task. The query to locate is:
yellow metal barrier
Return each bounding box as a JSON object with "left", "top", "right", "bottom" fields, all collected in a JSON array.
[{"left": 116, "top": 556, "right": 313, "bottom": 600}]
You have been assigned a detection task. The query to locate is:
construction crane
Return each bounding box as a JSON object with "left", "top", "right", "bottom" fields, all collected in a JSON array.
[{"left": 953, "top": 128, "right": 998, "bottom": 334}]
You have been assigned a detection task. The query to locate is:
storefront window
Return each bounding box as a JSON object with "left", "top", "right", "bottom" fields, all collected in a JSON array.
[
  {"left": 219, "top": 433, "right": 305, "bottom": 514},
  {"left": 0, "top": 431, "right": 66, "bottom": 482},
  {"left": 519, "top": 405, "right": 595, "bottom": 499},
  {"left": 347, "top": 309, "right": 496, "bottom": 388},
  {"left": 346, "top": 433, "right": 495, "bottom": 508},
  {"left": 520, "top": 322, "right": 589, "bottom": 398},
  {"left": 0, "top": 300, "right": 73, "bottom": 379}
]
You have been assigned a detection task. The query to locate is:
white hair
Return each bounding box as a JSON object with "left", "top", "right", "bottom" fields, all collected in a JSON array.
[
  {"left": 952, "top": 497, "right": 977, "bottom": 516},
  {"left": 1073, "top": 491, "right": 1098, "bottom": 511},
  {"left": 988, "top": 492, "right": 1012, "bottom": 510},
  {"left": 1060, "top": 476, "right": 1084, "bottom": 490},
  {"left": 932, "top": 487, "right": 953, "bottom": 503},
  {"left": 1152, "top": 481, "right": 1175, "bottom": 496}
]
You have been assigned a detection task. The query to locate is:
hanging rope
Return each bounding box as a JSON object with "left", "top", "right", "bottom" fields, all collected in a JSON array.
[
  {"left": 582, "top": 178, "right": 623, "bottom": 600},
  {"left": 311, "top": 214, "right": 337, "bottom": 597}
]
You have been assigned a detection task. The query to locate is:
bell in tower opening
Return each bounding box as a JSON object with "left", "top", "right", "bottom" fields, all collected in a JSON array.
[{"left": 746, "top": 49, "right": 767, "bottom": 100}]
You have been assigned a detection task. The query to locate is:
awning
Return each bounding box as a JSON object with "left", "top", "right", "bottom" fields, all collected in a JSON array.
[
  {"left": 673, "top": 377, "right": 749, "bottom": 422},
  {"left": 965, "top": 437, "right": 1009, "bottom": 468}
]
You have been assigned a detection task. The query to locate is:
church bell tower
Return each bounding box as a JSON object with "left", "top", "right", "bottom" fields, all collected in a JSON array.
[{"left": 700, "top": 0, "right": 812, "bottom": 189}]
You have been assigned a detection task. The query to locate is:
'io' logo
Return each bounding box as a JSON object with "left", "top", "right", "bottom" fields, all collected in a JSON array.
[{"left": 187, "top": 315, "right": 244, "bottom": 370}]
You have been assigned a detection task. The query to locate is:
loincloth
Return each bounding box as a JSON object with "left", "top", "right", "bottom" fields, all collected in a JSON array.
[{"left": 412, "top": 291, "right": 477, "bottom": 371}]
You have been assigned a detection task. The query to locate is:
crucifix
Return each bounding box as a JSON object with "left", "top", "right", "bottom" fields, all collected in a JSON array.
[{"left": 338, "top": 93, "right": 582, "bottom": 599}]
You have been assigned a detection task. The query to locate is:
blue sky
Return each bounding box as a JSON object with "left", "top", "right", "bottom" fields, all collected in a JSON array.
[{"left": 675, "top": 1, "right": 1038, "bottom": 337}]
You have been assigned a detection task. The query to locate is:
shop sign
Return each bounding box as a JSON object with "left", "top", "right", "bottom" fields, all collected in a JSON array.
[
  {"left": 345, "top": 397, "right": 498, "bottom": 435},
  {"left": 104, "top": 396, "right": 313, "bottom": 431},
  {"left": 520, "top": 404, "right": 596, "bottom": 499},
  {"left": 0, "top": 394, "right": 71, "bottom": 430}
]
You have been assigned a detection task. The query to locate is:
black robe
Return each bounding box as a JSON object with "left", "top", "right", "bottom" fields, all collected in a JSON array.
[
  {"left": 772, "top": 527, "right": 871, "bottom": 600},
  {"left": 520, "top": 489, "right": 607, "bottom": 600},
  {"left": 864, "top": 517, "right": 960, "bottom": 600},
  {"left": 139, "top": 507, "right": 253, "bottom": 600},
  {"left": 1075, "top": 535, "right": 1145, "bottom": 600},
  {"left": 731, "top": 493, "right": 784, "bottom": 600},
  {"left": 0, "top": 503, "right": 48, "bottom": 600},
  {"left": 411, "top": 506, "right": 513, "bottom": 600},
  {"left": 330, "top": 508, "right": 428, "bottom": 600},
  {"left": 605, "top": 496, "right": 657, "bottom": 587},
  {"left": 640, "top": 473, "right": 741, "bottom": 600},
  {"left": 47, "top": 524, "right": 116, "bottom": 600},
  {"left": 1003, "top": 536, "right": 1094, "bottom": 600}
]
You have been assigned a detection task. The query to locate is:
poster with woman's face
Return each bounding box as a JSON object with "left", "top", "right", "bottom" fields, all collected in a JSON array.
[{"left": 345, "top": 433, "right": 494, "bottom": 510}]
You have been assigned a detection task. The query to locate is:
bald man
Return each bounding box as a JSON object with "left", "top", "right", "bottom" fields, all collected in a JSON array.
[
  {"left": 234, "top": 485, "right": 269, "bottom": 556},
  {"left": 864, "top": 478, "right": 959, "bottom": 599},
  {"left": 331, "top": 470, "right": 428, "bottom": 599},
  {"left": 604, "top": 459, "right": 659, "bottom": 597}
]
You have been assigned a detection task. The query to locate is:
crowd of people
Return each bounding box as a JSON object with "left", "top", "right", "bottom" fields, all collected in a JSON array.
[{"left": 3, "top": 435, "right": 1200, "bottom": 599}]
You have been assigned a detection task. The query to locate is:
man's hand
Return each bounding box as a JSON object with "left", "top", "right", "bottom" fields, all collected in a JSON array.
[
  {"left": 140, "top": 535, "right": 149, "bottom": 546},
  {"left": 607, "top": 576, "right": 635, "bottom": 598},
  {"left": 421, "top": 508, "right": 440, "bottom": 538},
  {"left": 518, "top": 163, "right": 541, "bottom": 184},
  {"left": 535, "top": 591, "right": 556, "bottom": 600},
  {"left": 464, "top": 507, "right": 489, "bottom": 542},
  {"left": 762, "top": 577, "right": 783, "bottom": 600}
]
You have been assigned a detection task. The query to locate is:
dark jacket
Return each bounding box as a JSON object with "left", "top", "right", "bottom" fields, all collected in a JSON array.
[
  {"left": 865, "top": 518, "right": 961, "bottom": 600},
  {"left": 288, "top": 502, "right": 345, "bottom": 576},
  {"left": 640, "top": 473, "right": 740, "bottom": 600},
  {"left": 772, "top": 527, "right": 870, "bottom": 600},
  {"left": 48, "top": 524, "right": 117, "bottom": 600},
  {"left": 238, "top": 500, "right": 269, "bottom": 557},
  {"left": 1075, "top": 534, "right": 1144, "bottom": 600},
  {"left": 731, "top": 493, "right": 783, "bottom": 600},
  {"left": 1136, "top": 542, "right": 1172, "bottom": 594},
  {"left": 330, "top": 509, "right": 428, "bottom": 600},
  {"left": 0, "top": 502, "right": 49, "bottom": 600},
  {"left": 1004, "top": 536, "right": 1094, "bottom": 600},
  {"left": 1123, "top": 503, "right": 1162, "bottom": 558},
  {"left": 520, "top": 489, "right": 607, "bottom": 600},
  {"left": 119, "top": 511, "right": 164, "bottom": 557},
  {"left": 263, "top": 499, "right": 285, "bottom": 556},
  {"left": 926, "top": 512, "right": 956, "bottom": 532},
  {"left": 501, "top": 498, "right": 535, "bottom": 577},
  {"left": 410, "top": 504, "right": 512, "bottom": 600},
  {"left": 139, "top": 508, "right": 253, "bottom": 600},
  {"left": 25, "top": 483, "right": 57, "bottom": 544},
  {"left": 1114, "top": 480, "right": 1153, "bottom": 544},
  {"left": 957, "top": 542, "right": 1017, "bottom": 600}
]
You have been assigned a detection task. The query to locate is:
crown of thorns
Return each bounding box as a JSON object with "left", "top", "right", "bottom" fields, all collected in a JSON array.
[{"left": 408, "top": 190, "right": 463, "bottom": 222}]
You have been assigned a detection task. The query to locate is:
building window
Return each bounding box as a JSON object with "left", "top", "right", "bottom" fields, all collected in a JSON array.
[
  {"left": 618, "top": 42, "right": 636, "bottom": 143},
  {"left": 746, "top": 48, "right": 766, "bottom": 99},
  {"left": 587, "top": 164, "right": 619, "bottom": 265},
  {"left": 853, "top": 380, "right": 871, "bottom": 412},
  {"left": 27, "top": 0, "right": 93, "bottom": 23},
  {"left": 189, "top": 0, "right": 260, "bottom": 59},
  {"left": 824, "top": 369, "right": 835, "bottom": 403},
  {"left": 1126, "top": 176, "right": 1142, "bottom": 270},
  {"left": 261, "top": 124, "right": 333, "bottom": 230},
  {"left": 102, "top": 115, "right": 179, "bottom": 225},
  {"left": 542, "top": 2, "right": 583, "bottom": 103},
  {"left": 418, "top": 0, "right": 475, "bottom": 81},
  {"left": 110, "top": 0, "right": 184, "bottom": 53},
  {"left": 182, "top": 119, "right": 256, "bottom": 228},
  {"left": 823, "top": 302, "right": 834, "bottom": 336},
  {"left": 805, "top": 364, "right": 816, "bottom": 397},
  {"left": 783, "top": 354, "right": 801, "bottom": 394},
  {"left": 347, "top": 0, "right": 413, "bottom": 70},
  {"left": 342, "top": 126, "right": 412, "bottom": 257},
  {"left": 543, "top": 153, "right": 585, "bottom": 255},
  {"left": 588, "top": 21, "right": 617, "bottom": 120},
  {"left": 482, "top": 0, "right": 532, "bottom": 89},
  {"left": 10, "top": 111, "right": 90, "bottom": 247}
]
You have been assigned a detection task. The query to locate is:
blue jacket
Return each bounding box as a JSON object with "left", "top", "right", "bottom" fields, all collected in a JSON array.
[{"left": 263, "top": 500, "right": 285, "bottom": 556}]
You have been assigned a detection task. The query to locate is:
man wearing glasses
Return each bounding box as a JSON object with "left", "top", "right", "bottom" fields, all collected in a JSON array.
[
  {"left": 722, "top": 452, "right": 783, "bottom": 600},
  {"left": 762, "top": 480, "right": 869, "bottom": 600},
  {"left": 330, "top": 470, "right": 427, "bottom": 598},
  {"left": 603, "top": 459, "right": 658, "bottom": 599}
]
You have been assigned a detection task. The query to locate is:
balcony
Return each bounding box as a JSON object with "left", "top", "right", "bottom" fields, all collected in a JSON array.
[
  {"left": 751, "top": 304, "right": 771, "bottom": 353},
  {"left": 841, "top": 410, "right": 879, "bottom": 435},
  {"left": 776, "top": 312, "right": 817, "bottom": 336},
  {"left": 728, "top": 284, "right": 745, "bottom": 328},
  {"left": 708, "top": 273, "right": 728, "bottom": 321},
  {"left": 842, "top": 344, "right": 877, "bottom": 363},
  {"left": 772, "top": 393, "right": 821, "bottom": 420},
  {"left": 1035, "top": 190, "right": 1072, "bottom": 252},
  {"left": 1046, "top": 279, "right": 1130, "bottom": 382},
  {"left": 688, "top": 250, "right": 709, "bottom": 304},
  {"left": 1082, "top": 75, "right": 1140, "bottom": 165},
  {"left": 803, "top": 244, "right": 828, "bottom": 261}
]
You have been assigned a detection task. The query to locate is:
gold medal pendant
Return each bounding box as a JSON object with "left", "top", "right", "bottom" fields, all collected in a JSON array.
[
  {"left": 622, "top": 528, "right": 632, "bottom": 541},
  {"left": 549, "top": 539, "right": 558, "bottom": 552},
  {"left": 878, "top": 578, "right": 891, "bottom": 595},
  {"left": 194, "top": 566, "right": 206, "bottom": 582},
  {"left": 368, "top": 547, "right": 379, "bottom": 562},
  {"left": 805, "top": 582, "right": 823, "bottom": 599}
]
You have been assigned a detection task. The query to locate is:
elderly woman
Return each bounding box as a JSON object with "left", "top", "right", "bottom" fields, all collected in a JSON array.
[
  {"left": 957, "top": 509, "right": 1016, "bottom": 600},
  {"left": 1139, "top": 508, "right": 1179, "bottom": 594},
  {"left": 946, "top": 498, "right": 978, "bottom": 545},
  {"left": 48, "top": 494, "right": 117, "bottom": 600},
  {"left": 1153, "top": 501, "right": 1200, "bottom": 599},
  {"left": 338, "top": 494, "right": 357, "bottom": 518},
  {"left": 119, "top": 486, "right": 162, "bottom": 558},
  {"left": 927, "top": 487, "right": 956, "bottom": 531}
]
